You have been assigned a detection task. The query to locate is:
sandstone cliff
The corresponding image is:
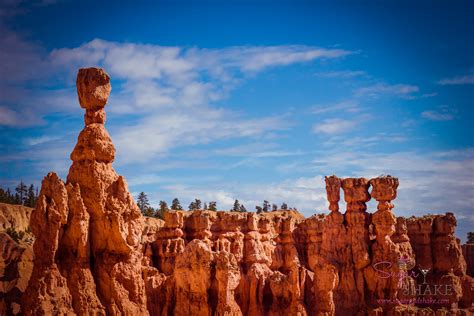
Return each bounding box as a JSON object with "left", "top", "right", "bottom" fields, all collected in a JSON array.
[{"left": 5, "top": 67, "right": 472, "bottom": 315}]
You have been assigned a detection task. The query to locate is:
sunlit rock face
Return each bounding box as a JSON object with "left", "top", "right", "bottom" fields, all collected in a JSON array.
[
  {"left": 17, "top": 68, "right": 473, "bottom": 315},
  {"left": 22, "top": 68, "right": 146, "bottom": 315}
]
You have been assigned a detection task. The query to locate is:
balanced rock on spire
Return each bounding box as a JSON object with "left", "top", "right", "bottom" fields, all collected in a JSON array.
[{"left": 22, "top": 67, "right": 148, "bottom": 315}]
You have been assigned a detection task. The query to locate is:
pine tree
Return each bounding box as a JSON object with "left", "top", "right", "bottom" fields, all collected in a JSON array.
[
  {"left": 203, "top": 202, "right": 208, "bottom": 210},
  {"left": 208, "top": 201, "right": 217, "bottom": 211},
  {"left": 0, "top": 188, "right": 6, "bottom": 203},
  {"left": 4, "top": 188, "right": 12, "bottom": 203},
  {"left": 15, "top": 181, "right": 27, "bottom": 205},
  {"left": 26, "top": 184, "right": 36, "bottom": 207},
  {"left": 143, "top": 207, "right": 155, "bottom": 217},
  {"left": 468, "top": 232, "right": 474, "bottom": 244},
  {"left": 14, "top": 193, "right": 21, "bottom": 205},
  {"left": 272, "top": 204, "right": 278, "bottom": 211},
  {"left": 195, "top": 199, "right": 202, "bottom": 209},
  {"left": 240, "top": 204, "right": 247, "bottom": 212},
  {"left": 262, "top": 200, "right": 270, "bottom": 212},
  {"left": 171, "top": 198, "right": 183, "bottom": 210},
  {"left": 188, "top": 199, "right": 202, "bottom": 211},
  {"left": 281, "top": 202, "right": 288, "bottom": 210},
  {"left": 6, "top": 188, "right": 14, "bottom": 204},
  {"left": 156, "top": 201, "right": 169, "bottom": 219},
  {"left": 232, "top": 199, "right": 240, "bottom": 212},
  {"left": 256, "top": 206, "right": 263, "bottom": 213},
  {"left": 137, "top": 192, "right": 150, "bottom": 213}
]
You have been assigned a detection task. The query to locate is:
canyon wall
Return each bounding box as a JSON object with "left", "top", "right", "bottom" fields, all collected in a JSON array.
[{"left": 9, "top": 68, "right": 474, "bottom": 315}]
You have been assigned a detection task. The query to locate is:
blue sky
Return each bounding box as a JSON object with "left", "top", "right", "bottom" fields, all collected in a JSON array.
[{"left": 0, "top": 1, "right": 473, "bottom": 241}]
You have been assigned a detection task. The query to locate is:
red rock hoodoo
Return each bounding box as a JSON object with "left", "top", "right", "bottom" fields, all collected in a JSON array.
[{"left": 20, "top": 68, "right": 473, "bottom": 315}]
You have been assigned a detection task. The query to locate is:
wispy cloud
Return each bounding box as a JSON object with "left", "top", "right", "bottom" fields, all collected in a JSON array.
[
  {"left": 312, "top": 118, "right": 358, "bottom": 135},
  {"left": 421, "top": 105, "right": 457, "bottom": 121},
  {"left": 312, "top": 114, "right": 371, "bottom": 135},
  {"left": 308, "top": 148, "right": 474, "bottom": 240},
  {"left": 312, "top": 100, "right": 361, "bottom": 115},
  {"left": 315, "top": 70, "right": 366, "bottom": 78},
  {"left": 354, "top": 83, "right": 419, "bottom": 99},
  {"left": 154, "top": 175, "right": 327, "bottom": 213},
  {"left": 50, "top": 41, "right": 347, "bottom": 162},
  {"left": 112, "top": 110, "right": 290, "bottom": 163},
  {"left": 438, "top": 75, "right": 474, "bottom": 85},
  {"left": 0, "top": 29, "right": 353, "bottom": 165},
  {"left": 321, "top": 133, "right": 407, "bottom": 148},
  {"left": 23, "top": 135, "right": 61, "bottom": 146},
  {"left": 0, "top": 32, "right": 353, "bottom": 126}
]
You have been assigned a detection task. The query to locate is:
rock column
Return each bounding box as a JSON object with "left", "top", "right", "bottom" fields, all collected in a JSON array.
[{"left": 365, "top": 176, "right": 402, "bottom": 308}]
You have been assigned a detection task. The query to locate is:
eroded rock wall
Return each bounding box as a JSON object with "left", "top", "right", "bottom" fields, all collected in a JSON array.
[{"left": 18, "top": 68, "right": 473, "bottom": 315}]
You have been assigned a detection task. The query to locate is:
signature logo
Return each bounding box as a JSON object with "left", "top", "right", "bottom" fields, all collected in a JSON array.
[{"left": 373, "top": 257, "right": 452, "bottom": 297}]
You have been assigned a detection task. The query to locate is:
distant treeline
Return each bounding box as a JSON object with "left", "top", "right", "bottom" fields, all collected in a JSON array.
[
  {"left": 136, "top": 192, "right": 296, "bottom": 219},
  {"left": 0, "top": 181, "right": 39, "bottom": 208}
]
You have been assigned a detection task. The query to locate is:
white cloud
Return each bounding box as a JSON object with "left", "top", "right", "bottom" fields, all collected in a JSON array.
[
  {"left": 315, "top": 70, "right": 366, "bottom": 78},
  {"left": 155, "top": 176, "right": 328, "bottom": 214},
  {"left": 312, "top": 118, "right": 357, "bottom": 134},
  {"left": 112, "top": 109, "right": 290, "bottom": 163},
  {"left": 0, "top": 32, "right": 352, "bottom": 127},
  {"left": 311, "top": 114, "right": 372, "bottom": 135},
  {"left": 309, "top": 148, "right": 474, "bottom": 215},
  {"left": 144, "top": 148, "right": 474, "bottom": 241},
  {"left": 421, "top": 105, "right": 457, "bottom": 121},
  {"left": 354, "top": 83, "right": 419, "bottom": 99},
  {"left": 0, "top": 31, "right": 353, "bottom": 165},
  {"left": 23, "top": 135, "right": 61, "bottom": 146},
  {"left": 321, "top": 134, "right": 407, "bottom": 148},
  {"left": 438, "top": 75, "right": 474, "bottom": 85},
  {"left": 312, "top": 100, "right": 361, "bottom": 115},
  {"left": 42, "top": 39, "right": 350, "bottom": 162},
  {"left": 421, "top": 111, "right": 454, "bottom": 121},
  {"left": 0, "top": 106, "right": 44, "bottom": 127},
  {"left": 49, "top": 40, "right": 351, "bottom": 84}
]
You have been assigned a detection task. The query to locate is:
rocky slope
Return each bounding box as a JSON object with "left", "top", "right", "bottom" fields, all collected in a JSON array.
[
  {"left": 0, "top": 203, "right": 34, "bottom": 315},
  {"left": 1, "top": 67, "right": 472, "bottom": 315},
  {"left": 0, "top": 203, "right": 33, "bottom": 232}
]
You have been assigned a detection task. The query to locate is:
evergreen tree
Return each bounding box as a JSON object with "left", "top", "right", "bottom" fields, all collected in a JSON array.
[
  {"left": 203, "top": 202, "right": 208, "bottom": 210},
  {"left": 15, "top": 181, "right": 27, "bottom": 205},
  {"left": 143, "top": 207, "right": 155, "bottom": 217},
  {"left": 14, "top": 193, "right": 21, "bottom": 205},
  {"left": 208, "top": 201, "right": 217, "bottom": 211},
  {"left": 156, "top": 200, "right": 169, "bottom": 219},
  {"left": 137, "top": 192, "right": 150, "bottom": 213},
  {"left": 256, "top": 206, "right": 263, "bottom": 213},
  {"left": 232, "top": 199, "right": 241, "bottom": 212},
  {"left": 468, "top": 232, "right": 474, "bottom": 244},
  {"left": 188, "top": 199, "right": 202, "bottom": 211},
  {"left": 0, "top": 188, "right": 6, "bottom": 203},
  {"left": 3, "top": 188, "right": 12, "bottom": 204},
  {"left": 272, "top": 204, "right": 278, "bottom": 211},
  {"left": 6, "top": 188, "right": 14, "bottom": 204},
  {"left": 26, "top": 184, "right": 36, "bottom": 207},
  {"left": 171, "top": 198, "right": 183, "bottom": 210},
  {"left": 281, "top": 202, "right": 288, "bottom": 210},
  {"left": 195, "top": 199, "right": 202, "bottom": 209},
  {"left": 262, "top": 200, "right": 270, "bottom": 212},
  {"left": 240, "top": 204, "right": 247, "bottom": 212}
]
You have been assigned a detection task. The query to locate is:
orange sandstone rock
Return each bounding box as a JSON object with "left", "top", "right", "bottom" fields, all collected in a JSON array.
[
  {"left": 17, "top": 68, "right": 474, "bottom": 316},
  {"left": 22, "top": 68, "right": 147, "bottom": 315}
]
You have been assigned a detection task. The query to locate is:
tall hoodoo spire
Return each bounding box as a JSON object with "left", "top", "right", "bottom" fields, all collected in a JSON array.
[{"left": 22, "top": 68, "right": 148, "bottom": 315}]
